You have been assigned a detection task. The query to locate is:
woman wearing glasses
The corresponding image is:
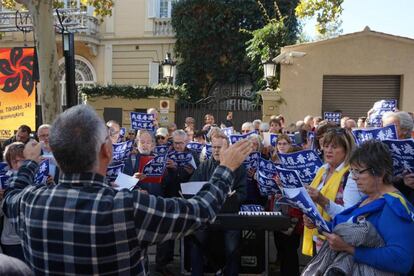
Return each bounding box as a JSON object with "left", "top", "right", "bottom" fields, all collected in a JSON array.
[
  {"left": 303, "top": 140, "right": 414, "bottom": 275},
  {"left": 302, "top": 128, "right": 363, "bottom": 256}
]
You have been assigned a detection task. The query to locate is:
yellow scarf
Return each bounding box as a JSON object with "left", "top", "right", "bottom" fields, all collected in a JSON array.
[{"left": 302, "top": 164, "right": 350, "bottom": 256}]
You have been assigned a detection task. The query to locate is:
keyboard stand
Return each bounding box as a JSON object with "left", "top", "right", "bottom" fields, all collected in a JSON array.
[{"left": 180, "top": 230, "right": 271, "bottom": 275}]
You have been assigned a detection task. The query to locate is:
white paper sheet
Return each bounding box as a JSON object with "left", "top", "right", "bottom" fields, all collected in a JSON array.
[
  {"left": 114, "top": 172, "right": 139, "bottom": 191},
  {"left": 180, "top": 181, "right": 208, "bottom": 195}
]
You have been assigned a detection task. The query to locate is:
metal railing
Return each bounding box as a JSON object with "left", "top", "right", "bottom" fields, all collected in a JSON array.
[{"left": 0, "top": 8, "right": 99, "bottom": 35}]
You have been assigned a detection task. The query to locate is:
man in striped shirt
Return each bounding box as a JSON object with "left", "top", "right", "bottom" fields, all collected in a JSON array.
[{"left": 3, "top": 104, "right": 253, "bottom": 275}]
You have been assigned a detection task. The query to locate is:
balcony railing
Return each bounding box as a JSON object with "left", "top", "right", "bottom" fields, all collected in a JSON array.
[
  {"left": 0, "top": 8, "right": 98, "bottom": 36},
  {"left": 153, "top": 18, "right": 174, "bottom": 36}
]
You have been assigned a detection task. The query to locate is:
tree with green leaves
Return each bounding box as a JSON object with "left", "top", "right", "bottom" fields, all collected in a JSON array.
[
  {"left": 1, "top": 0, "right": 113, "bottom": 123},
  {"left": 295, "top": 0, "right": 344, "bottom": 35},
  {"left": 172, "top": 0, "right": 300, "bottom": 101}
]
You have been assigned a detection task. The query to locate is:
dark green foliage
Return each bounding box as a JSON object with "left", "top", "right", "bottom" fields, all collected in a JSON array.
[
  {"left": 80, "top": 83, "right": 189, "bottom": 100},
  {"left": 171, "top": 0, "right": 300, "bottom": 101}
]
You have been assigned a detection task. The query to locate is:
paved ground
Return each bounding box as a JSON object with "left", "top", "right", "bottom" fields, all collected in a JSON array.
[{"left": 146, "top": 234, "right": 311, "bottom": 276}]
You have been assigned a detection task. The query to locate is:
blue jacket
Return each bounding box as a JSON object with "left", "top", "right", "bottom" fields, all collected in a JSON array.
[{"left": 332, "top": 192, "right": 414, "bottom": 274}]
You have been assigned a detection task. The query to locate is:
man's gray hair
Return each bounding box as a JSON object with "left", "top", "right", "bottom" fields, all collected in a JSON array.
[
  {"left": 37, "top": 124, "right": 51, "bottom": 133},
  {"left": 49, "top": 105, "right": 107, "bottom": 173},
  {"left": 383, "top": 111, "right": 414, "bottom": 138},
  {"left": 172, "top": 129, "right": 188, "bottom": 139},
  {"left": 241, "top": 122, "right": 254, "bottom": 131}
]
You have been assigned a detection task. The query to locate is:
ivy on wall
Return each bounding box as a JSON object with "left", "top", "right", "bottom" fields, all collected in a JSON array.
[{"left": 80, "top": 83, "right": 190, "bottom": 100}]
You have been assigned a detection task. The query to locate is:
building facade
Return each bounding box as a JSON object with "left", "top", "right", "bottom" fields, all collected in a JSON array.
[
  {"left": 0, "top": 0, "right": 176, "bottom": 105},
  {"left": 278, "top": 27, "right": 414, "bottom": 124}
]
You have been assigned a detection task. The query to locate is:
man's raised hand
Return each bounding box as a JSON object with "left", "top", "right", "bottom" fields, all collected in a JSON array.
[{"left": 220, "top": 139, "right": 253, "bottom": 171}]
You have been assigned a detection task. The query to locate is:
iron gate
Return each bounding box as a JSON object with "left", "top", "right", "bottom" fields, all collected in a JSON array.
[{"left": 175, "top": 79, "right": 262, "bottom": 131}]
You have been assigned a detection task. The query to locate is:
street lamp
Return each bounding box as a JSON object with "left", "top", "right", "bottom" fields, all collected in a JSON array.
[
  {"left": 62, "top": 31, "right": 77, "bottom": 109},
  {"left": 262, "top": 59, "right": 277, "bottom": 90},
  {"left": 161, "top": 52, "right": 176, "bottom": 84}
]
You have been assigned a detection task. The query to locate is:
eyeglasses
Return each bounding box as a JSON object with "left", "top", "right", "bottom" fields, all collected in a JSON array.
[
  {"left": 350, "top": 167, "right": 372, "bottom": 178},
  {"left": 156, "top": 136, "right": 166, "bottom": 140}
]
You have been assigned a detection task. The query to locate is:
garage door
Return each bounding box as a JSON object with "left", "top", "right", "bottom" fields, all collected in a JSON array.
[{"left": 322, "top": 75, "right": 401, "bottom": 120}]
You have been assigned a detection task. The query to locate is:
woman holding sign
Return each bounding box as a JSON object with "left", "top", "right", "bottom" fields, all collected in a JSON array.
[
  {"left": 303, "top": 140, "right": 414, "bottom": 275},
  {"left": 302, "top": 128, "right": 362, "bottom": 256}
]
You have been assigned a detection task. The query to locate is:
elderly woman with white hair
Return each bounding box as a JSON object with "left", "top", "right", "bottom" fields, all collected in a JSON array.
[{"left": 241, "top": 122, "right": 255, "bottom": 134}]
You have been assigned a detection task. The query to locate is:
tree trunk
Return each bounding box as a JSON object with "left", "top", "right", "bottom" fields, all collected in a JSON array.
[{"left": 27, "top": 0, "right": 61, "bottom": 124}]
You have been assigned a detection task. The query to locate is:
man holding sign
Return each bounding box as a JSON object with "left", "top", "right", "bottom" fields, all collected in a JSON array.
[
  {"left": 189, "top": 132, "right": 247, "bottom": 276},
  {"left": 3, "top": 105, "right": 254, "bottom": 276}
]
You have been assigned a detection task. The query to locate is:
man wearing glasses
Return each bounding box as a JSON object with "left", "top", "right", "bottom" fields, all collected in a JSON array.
[{"left": 155, "top": 127, "right": 170, "bottom": 146}]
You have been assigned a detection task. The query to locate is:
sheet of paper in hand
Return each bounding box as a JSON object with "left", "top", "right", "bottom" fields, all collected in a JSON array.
[
  {"left": 114, "top": 172, "right": 138, "bottom": 191},
  {"left": 142, "top": 154, "right": 167, "bottom": 177},
  {"left": 275, "top": 167, "right": 330, "bottom": 232},
  {"left": 229, "top": 131, "right": 256, "bottom": 144},
  {"left": 186, "top": 142, "right": 204, "bottom": 153},
  {"left": 256, "top": 170, "right": 281, "bottom": 196},
  {"left": 278, "top": 150, "right": 323, "bottom": 184},
  {"left": 324, "top": 112, "right": 341, "bottom": 125},
  {"left": 168, "top": 151, "right": 197, "bottom": 169},
  {"left": 112, "top": 141, "right": 129, "bottom": 162},
  {"left": 130, "top": 112, "right": 155, "bottom": 131},
  {"left": 34, "top": 159, "right": 49, "bottom": 185},
  {"left": 154, "top": 145, "right": 169, "bottom": 156},
  {"left": 368, "top": 99, "right": 397, "bottom": 127},
  {"left": 383, "top": 139, "right": 414, "bottom": 176},
  {"left": 180, "top": 181, "right": 208, "bottom": 195},
  {"left": 352, "top": 125, "right": 397, "bottom": 146},
  {"left": 106, "top": 163, "right": 125, "bottom": 182},
  {"left": 243, "top": 152, "right": 260, "bottom": 171}
]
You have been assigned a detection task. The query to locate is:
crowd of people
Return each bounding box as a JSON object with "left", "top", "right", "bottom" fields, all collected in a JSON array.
[{"left": 0, "top": 104, "right": 413, "bottom": 276}]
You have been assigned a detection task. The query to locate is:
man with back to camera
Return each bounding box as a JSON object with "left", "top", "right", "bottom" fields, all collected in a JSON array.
[{"left": 2, "top": 104, "right": 253, "bottom": 275}]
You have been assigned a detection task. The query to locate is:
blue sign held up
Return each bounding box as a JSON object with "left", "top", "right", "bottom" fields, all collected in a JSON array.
[
  {"left": 278, "top": 150, "right": 323, "bottom": 184},
  {"left": 143, "top": 154, "right": 167, "bottom": 177},
  {"left": 383, "top": 139, "right": 414, "bottom": 176},
  {"left": 186, "top": 142, "right": 204, "bottom": 153},
  {"left": 130, "top": 112, "right": 155, "bottom": 131},
  {"left": 168, "top": 151, "right": 197, "bottom": 169},
  {"left": 368, "top": 99, "right": 397, "bottom": 127},
  {"left": 324, "top": 112, "right": 341, "bottom": 125},
  {"left": 352, "top": 125, "right": 397, "bottom": 146},
  {"left": 229, "top": 131, "right": 256, "bottom": 144},
  {"left": 106, "top": 163, "right": 125, "bottom": 182},
  {"left": 34, "top": 159, "right": 49, "bottom": 185}
]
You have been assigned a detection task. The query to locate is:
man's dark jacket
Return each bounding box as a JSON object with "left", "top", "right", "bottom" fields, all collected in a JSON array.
[{"left": 190, "top": 158, "right": 247, "bottom": 208}]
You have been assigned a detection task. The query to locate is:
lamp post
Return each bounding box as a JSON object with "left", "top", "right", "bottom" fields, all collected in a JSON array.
[
  {"left": 161, "top": 52, "right": 176, "bottom": 85},
  {"left": 262, "top": 59, "right": 277, "bottom": 90},
  {"left": 62, "top": 31, "right": 77, "bottom": 109}
]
